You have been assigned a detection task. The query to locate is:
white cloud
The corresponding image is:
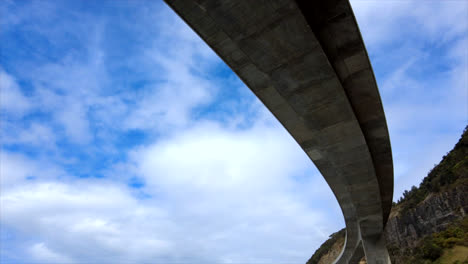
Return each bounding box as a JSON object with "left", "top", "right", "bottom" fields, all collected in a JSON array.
[
  {"left": 0, "top": 151, "right": 65, "bottom": 188},
  {"left": 134, "top": 121, "right": 308, "bottom": 192},
  {"left": 1, "top": 1, "right": 224, "bottom": 147},
  {"left": 351, "top": 0, "right": 468, "bottom": 201},
  {"left": 0, "top": 174, "right": 329, "bottom": 263},
  {"left": 1, "top": 181, "right": 174, "bottom": 263},
  {"left": 0, "top": 69, "right": 32, "bottom": 117},
  {"left": 0, "top": 152, "right": 35, "bottom": 187},
  {"left": 128, "top": 120, "right": 340, "bottom": 262},
  {"left": 56, "top": 101, "right": 92, "bottom": 144},
  {"left": 0, "top": 118, "right": 339, "bottom": 263},
  {"left": 2, "top": 0, "right": 466, "bottom": 263},
  {"left": 27, "top": 48, "right": 107, "bottom": 144},
  {"left": 122, "top": 9, "right": 220, "bottom": 133},
  {"left": 350, "top": 0, "right": 468, "bottom": 49},
  {"left": 2, "top": 122, "right": 56, "bottom": 149},
  {"left": 29, "top": 243, "right": 73, "bottom": 264}
]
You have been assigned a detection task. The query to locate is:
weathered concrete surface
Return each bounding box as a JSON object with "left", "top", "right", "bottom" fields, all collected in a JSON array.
[
  {"left": 294, "top": 0, "right": 393, "bottom": 228},
  {"left": 164, "top": 0, "right": 393, "bottom": 263}
]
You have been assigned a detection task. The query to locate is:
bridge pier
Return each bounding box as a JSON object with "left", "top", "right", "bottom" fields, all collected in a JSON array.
[
  {"left": 334, "top": 227, "right": 391, "bottom": 264},
  {"left": 347, "top": 242, "right": 364, "bottom": 264},
  {"left": 361, "top": 234, "right": 391, "bottom": 264}
]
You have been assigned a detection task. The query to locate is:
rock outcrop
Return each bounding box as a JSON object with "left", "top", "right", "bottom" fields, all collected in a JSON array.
[
  {"left": 307, "top": 126, "right": 468, "bottom": 263},
  {"left": 385, "top": 184, "right": 467, "bottom": 250}
]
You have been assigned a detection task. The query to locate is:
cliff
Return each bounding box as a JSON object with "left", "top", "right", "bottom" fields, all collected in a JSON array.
[
  {"left": 307, "top": 126, "right": 468, "bottom": 263},
  {"left": 386, "top": 186, "right": 467, "bottom": 263},
  {"left": 385, "top": 184, "right": 467, "bottom": 250}
]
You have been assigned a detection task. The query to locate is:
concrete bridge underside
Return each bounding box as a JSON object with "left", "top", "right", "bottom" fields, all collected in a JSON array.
[{"left": 164, "top": 0, "right": 394, "bottom": 263}]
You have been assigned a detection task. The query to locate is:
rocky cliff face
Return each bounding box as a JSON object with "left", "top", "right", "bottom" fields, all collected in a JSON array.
[
  {"left": 384, "top": 183, "right": 467, "bottom": 263},
  {"left": 307, "top": 126, "right": 468, "bottom": 263},
  {"left": 311, "top": 184, "right": 468, "bottom": 263},
  {"left": 385, "top": 184, "right": 467, "bottom": 250}
]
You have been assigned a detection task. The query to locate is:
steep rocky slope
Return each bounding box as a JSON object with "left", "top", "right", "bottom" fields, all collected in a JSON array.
[
  {"left": 386, "top": 184, "right": 467, "bottom": 252},
  {"left": 386, "top": 189, "right": 467, "bottom": 263},
  {"left": 307, "top": 126, "right": 468, "bottom": 263}
]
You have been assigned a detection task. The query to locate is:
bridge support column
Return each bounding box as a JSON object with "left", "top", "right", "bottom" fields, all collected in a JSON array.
[
  {"left": 348, "top": 242, "right": 364, "bottom": 263},
  {"left": 361, "top": 235, "right": 391, "bottom": 264}
]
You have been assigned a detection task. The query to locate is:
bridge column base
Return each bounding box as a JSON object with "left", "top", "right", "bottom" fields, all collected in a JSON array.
[{"left": 362, "top": 235, "right": 391, "bottom": 264}]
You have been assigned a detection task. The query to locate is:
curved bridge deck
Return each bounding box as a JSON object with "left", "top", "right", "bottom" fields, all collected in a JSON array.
[{"left": 164, "top": 0, "right": 393, "bottom": 263}]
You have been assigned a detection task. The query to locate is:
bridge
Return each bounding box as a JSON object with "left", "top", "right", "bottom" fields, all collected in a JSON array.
[{"left": 164, "top": 0, "right": 394, "bottom": 263}]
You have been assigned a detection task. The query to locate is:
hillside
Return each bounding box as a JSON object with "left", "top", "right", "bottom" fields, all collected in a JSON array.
[
  {"left": 306, "top": 229, "right": 345, "bottom": 264},
  {"left": 307, "top": 126, "right": 468, "bottom": 263}
]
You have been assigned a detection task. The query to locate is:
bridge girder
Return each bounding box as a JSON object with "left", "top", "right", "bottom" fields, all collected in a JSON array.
[{"left": 164, "top": 1, "right": 394, "bottom": 263}]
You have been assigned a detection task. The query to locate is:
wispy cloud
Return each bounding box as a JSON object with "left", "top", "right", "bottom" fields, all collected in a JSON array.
[
  {"left": 351, "top": 0, "right": 468, "bottom": 199},
  {"left": 0, "top": 151, "right": 65, "bottom": 188},
  {"left": 1, "top": 181, "right": 172, "bottom": 263},
  {"left": 1, "top": 0, "right": 467, "bottom": 263},
  {"left": 0, "top": 1, "right": 335, "bottom": 263},
  {"left": 29, "top": 243, "right": 73, "bottom": 264},
  {"left": 0, "top": 69, "right": 32, "bottom": 117}
]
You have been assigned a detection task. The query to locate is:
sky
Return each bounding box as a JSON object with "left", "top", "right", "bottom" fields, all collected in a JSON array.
[{"left": 0, "top": 0, "right": 467, "bottom": 263}]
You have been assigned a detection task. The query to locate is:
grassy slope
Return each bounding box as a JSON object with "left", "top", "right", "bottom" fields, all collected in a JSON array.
[
  {"left": 439, "top": 246, "right": 468, "bottom": 263},
  {"left": 400, "top": 217, "right": 468, "bottom": 263}
]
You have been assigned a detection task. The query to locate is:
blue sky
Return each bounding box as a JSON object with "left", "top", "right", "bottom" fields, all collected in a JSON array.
[{"left": 0, "top": 0, "right": 467, "bottom": 263}]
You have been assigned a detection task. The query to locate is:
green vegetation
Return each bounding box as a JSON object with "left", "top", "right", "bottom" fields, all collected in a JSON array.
[
  {"left": 306, "top": 228, "right": 345, "bottom": 264},
  {"left": 393, "top": 217, "right": 468, "bottom": 263},
  {"left": 396, "top": 126, "right": 468, "bottom": 213},
  {"left": 389, "top": 126, "right": 468, "bottom": 263},
  {"left": 308, "top": 126, "right": 468, "bottom": 264},
  {"left": 438, "top": 246, "right": 468, "bottom": 263}
]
